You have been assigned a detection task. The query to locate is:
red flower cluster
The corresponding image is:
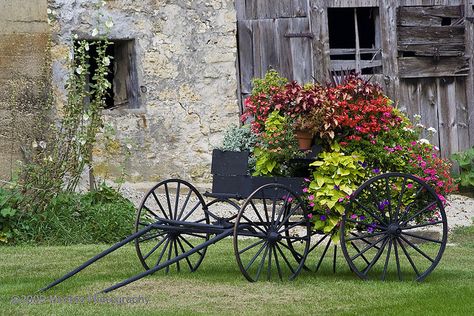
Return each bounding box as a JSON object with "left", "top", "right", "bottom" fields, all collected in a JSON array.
[{"left": 330, "top": 77, "right": 403, "bottom": 141}]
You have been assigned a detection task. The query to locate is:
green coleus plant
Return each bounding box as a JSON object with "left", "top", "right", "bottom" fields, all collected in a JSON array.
[
  {"left": 304, "top": 143, "right": 368, "bottom": 239},
  {"left": 451, "top": 146, "right": 474, "bottom": 189}
]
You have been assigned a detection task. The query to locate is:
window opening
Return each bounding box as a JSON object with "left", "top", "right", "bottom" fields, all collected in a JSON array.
[
  {"left": 328, "top": 7, "right": 382, "bottom": 75},
  {"left": 75, "top": 39, "right": 139, "bottom": 109}
]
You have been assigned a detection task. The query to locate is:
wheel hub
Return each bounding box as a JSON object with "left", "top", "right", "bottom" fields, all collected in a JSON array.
[
  {"left": 387, "top": 224, "right": 401, "bottom": 236},
  {"left": 267, "top": 231, "right": 282, "bottom": 244}
]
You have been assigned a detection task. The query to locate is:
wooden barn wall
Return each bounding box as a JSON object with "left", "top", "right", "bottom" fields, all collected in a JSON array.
[{"left": 236, "top": 0, "right": 474, "bottom": 157}]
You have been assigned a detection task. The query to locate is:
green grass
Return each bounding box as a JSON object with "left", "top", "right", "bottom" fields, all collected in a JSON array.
[{"left": 1, "top": 229, "right": 473, "bottom": 316}]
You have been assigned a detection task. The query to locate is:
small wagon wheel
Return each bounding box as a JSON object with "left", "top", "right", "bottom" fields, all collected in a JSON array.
[
  {"left": 233, "top": 183, "right": 311, "bottom": 282},
  {"left": 134, "top": 179, "right": 210, "bottom": 273},
  {"left": 340, "top": 173, "right": 448, "bottom": 281}
]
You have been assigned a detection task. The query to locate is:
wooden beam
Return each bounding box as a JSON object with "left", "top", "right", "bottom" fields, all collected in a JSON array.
[
  {"left": 399, "top": 0, "right": 464, "bottom": 6},
  {"left": 311, "top": 0, "right": 331, "bottom": 83},
  {"left": 379, "top": 0, "right": 399, "bottom": 100},
  {"left": 398, "top": 26, "right": 465, "bottom": 46},
  {"left": 398, "top": 6, "right": 462, "bottom": 27},
  {"left": 324, "top": 0, "right": 378, "bottom": 7},
  {"left": 398, "top": 57, "right": 469, "bottom": 78},
  {"left": 398, "top": 43, "right": 465, "bottom": 57}
]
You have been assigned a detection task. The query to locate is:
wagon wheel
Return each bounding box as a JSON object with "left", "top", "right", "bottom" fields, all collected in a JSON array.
[
  {"left": 233, "top": 183, "right": 311, "bottom": 282},
  {"left": 340, "top": 173, "right": 448, "bottom": 281},
  {"left": 134, "top": 179, "right": 210, "bottom": 273}
]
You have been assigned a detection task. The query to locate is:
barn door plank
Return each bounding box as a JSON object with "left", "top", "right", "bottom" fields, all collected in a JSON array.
[
  {"left": 455, "top": 78, "right": 470, "bottom": 152},
  {"left": 238, "top": 20, "right": 254, "bottom": 96},
  {"left": 419, "top": 78, "right": 440, "bottom": 148},
  {"left": 289, "top": 17, "right": 313, "bottom": 84},
  {"left": 437, "top": 78, "right": 458, "bottom": 159}
]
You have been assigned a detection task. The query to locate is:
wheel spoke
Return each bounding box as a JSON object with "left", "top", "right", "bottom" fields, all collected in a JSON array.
[
  {"left": 164, "top": 183, "right": 174, "bottom": 219},
  {"left": 349, "top": 232, "right": 381, "bottom": 250},
  {"left": 401, "top": 201, "right": 438, "bottom": 226},
  {"left": 353, "top": 200, "right": 387, "bottom": 227},
  {"left": 381, "top": 239, "right": 393, "bottom": 281},
  {"left": 346, "top": 231, "right": 385, "bottom": 242},
  {"left": 275, "top": 243, "right": 296, "bottom": 274},
  {"left": 345, "top": 218, "right": 386, "bottom": 231},
  {"left": 262, "top": 197, "right": 270, "bottom": 223},
  {"left": 238, "top": 239, "right": 265, "bottom": 255},
  {"left": 178, "top": 236, "right": 204, "bottom": 257},
  {"left": 143, "top": 204, "right": 163, "bottom": 220},
  {"left": 278, "top": 219, "right": 307, "bottom": 234},
  {"left": 316, "top": 237, "right": 332, "bottom": 272},
  {"left": 402, "top": 231, "right": 442, "bottom": 244},
  {"left": 241, "top": 214, "right": 268, "bottom": 234},
  {"left": 182, "top": 232, "right": 208, "bottom": 239},
  {"left": 138, "top": 232, "right": 167, "bottom": 243},
  {"left": 177, "top": 189, "right": 192, "bottom": 220},
  {"left": 244, "top": 242, "right": 268, "bottom": 271},
  {"left": 143, "top": 236, "right": 167, "bottom": 260},
  {"left": 399, "top": 235, "right": 434, "bottom": 263},
  {"left": 150, "top": 192, "right": 169, "bottom": 220},
  {"left": 180, "top": 201, "right": 203, "bottom": 222},
  {"left": 156, "top": 238, "right": 170, "bottom": 267},
  {"left": 277, "top": 201, "right": 304, "bottom": 230},
  {"left": 177, "top": 238, "right": 195, "bottom": 271},
  {"left": 173, "top": 182, "right": 181, "bottom": 218},
  {"left": 350, "top": 235, "right": 386, "bottom": 261},
  {"left": 308, "top": 234, "right": 328, "bottom": 254},
  {"left": 393, "top": 238, "right": 402, "bottom": 281},
  {"left": 165, "top": 239, "right": 173, "bottom": 273},
  {"left": 350, "top": 242, "right": 371, "bottom": 266},
  {"left": 255, "top": 245, "right": 269, "bottom": 281},
  {"left": 249, "top": 200, "right": 267, "bottom": 227},
  {"left": 402, "top": 220, "right": 444, "bottom": 230},
  {"left": 173, "top": 240, "right": 180, "bottom": 272},
  {"left": 273, "top": 245, "right": 283, "bottom": 281},
  {"left": 398, "top": 185, "right": 425, "bottom": 222},
  {"left": 395, "top": 177, "right": 408, "bottom": 221},
  {"left": 397, "top": 237, "right": 420, "bottom": 277},
  {"left": 384, "top": 177, "right": 393, "bottom": 221},
  {"left": 363, "top": 237, "right": 389, "bottom": 276},
  {"left": 267, "top": 245, "right": 272, "bottom": 281}
]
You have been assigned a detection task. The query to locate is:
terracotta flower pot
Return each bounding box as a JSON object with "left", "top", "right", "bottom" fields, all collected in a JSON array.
[{"left": 295, "top": 130, "right": 313, "bottom": 150}]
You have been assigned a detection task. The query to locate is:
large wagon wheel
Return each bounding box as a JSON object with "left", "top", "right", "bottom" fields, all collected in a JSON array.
[
  {"left": 340, "top": 173, "right": 448, "bottom": 281},
  {"left": 233, "top": 183, "right": 311, "bottom": 282},
  {"left": 134, "top": 179, "right": 210, "bottom": 273}
]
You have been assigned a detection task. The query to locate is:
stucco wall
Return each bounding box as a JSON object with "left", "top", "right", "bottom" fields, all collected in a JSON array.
[
  {"left": 0, "top": 0, "right": 50, "bottom": 180},
  {"left": 48, "top": 0, "right": 239, "bottom": 186}
]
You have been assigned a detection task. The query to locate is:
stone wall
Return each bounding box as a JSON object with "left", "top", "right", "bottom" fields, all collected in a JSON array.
[
  {"left": 0, "top": 0, "right": 50, "bottom": 180},
  {"left": 48, "top": 0, "right": 240, "bottom": 187}
]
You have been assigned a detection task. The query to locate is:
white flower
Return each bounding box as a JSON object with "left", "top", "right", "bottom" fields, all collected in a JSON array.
[
  {"left": 417, "top": 138, "right": 430, "bottom": 145},
  {"left": 92, "top": 28, "right": 99, "bottom": 37},
  {"left": 434, "top": 146, "right": 440, "bottom": 151},
  {"left": 427, "top": 127, "right": 437, "bottom": 134},
  {"left": 32, "top": 141, "right": 38, "bottom": 148},
  {"left": 79, "top": 138, "right": 86, "bottom": 145},
  {"left": 73, "top": 34, "right": 79, "bottom": 40},
  {"left": 76, "top": 66, "right": 83, "bottom": 74},
  {"left": 414, "top": 114, "right": 422, "bottom": 120},
  {"left": 84, "top": 42, "right": 89, "bottom": 51},
  {"left": 105, "top": 20, "right": 114, "bottom": 29},
  {"left": 103, "top": 56, "right": 110, "bottom": 66},
  {"left": 47, "top": 8, "right": 52, "bottom": 14},
  {"left": 52, "top": 10, "right": 57, "bottom": 16},
  {"left": 47, "top": 18, "right": 52, "bottom": 25},
  {"left": 83, "top": 113, "right": 90, "bottom": 121},
  {"left": 39, "top": 141, "right": 47, "bottom": 149},
  {"left": 48, "top": 156, "right": 53, "bottom": 162},
  {"left": 402, "top": 127, "right": 414, "bottom": 133},
  {"left": 101, "top": 0, "right": 107, "bottom": 6},
  {"left": 416, "top": 123, "right": 425, "bottom": 129},
  {"left": 126, "top": 144, "right": 132, "bottom": 150}
]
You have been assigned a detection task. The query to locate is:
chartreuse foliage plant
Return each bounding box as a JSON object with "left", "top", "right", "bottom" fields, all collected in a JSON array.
[
  {"left": 304, "top": 143, "right": 367, "bottom": 239},
  {"left": 451, "top": 146, "right": 474, "bottom": 189},
  {"left": 253, "top": 111, "right": 302, "bottom": 176}
]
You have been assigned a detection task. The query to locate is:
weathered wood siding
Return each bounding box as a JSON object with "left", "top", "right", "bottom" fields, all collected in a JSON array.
[{"left": 236, "top": 0, "right": 473, "bottom": 157}]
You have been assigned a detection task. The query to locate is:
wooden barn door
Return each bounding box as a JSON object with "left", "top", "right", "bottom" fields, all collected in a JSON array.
[
  {"left": 236, "top": 0, "right": 313, "bottom": 112},
  {"left": 397, "top": 3, "right": 472, "bottom": 158}
]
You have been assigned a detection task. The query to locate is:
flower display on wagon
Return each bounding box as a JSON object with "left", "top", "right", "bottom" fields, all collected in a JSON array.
[{"left": 238, "top": 71, "right": 458, "bottom": 239}]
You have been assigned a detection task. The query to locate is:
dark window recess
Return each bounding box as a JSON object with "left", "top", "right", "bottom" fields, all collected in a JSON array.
[
  {"left": 327, "top": 7, "right": 382, "bottom": 75},
  {"left": 75, "top": 39, "right": 139, "bottom": 109}
]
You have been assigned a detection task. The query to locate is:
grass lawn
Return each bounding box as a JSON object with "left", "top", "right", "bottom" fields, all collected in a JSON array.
[{"left": 1, "top": 226, "right": 473, "bottom": 316}]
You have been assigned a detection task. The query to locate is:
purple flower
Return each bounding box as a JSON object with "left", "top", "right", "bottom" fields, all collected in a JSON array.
[
  {"left": 359, "top": 215, "right": 366, "bottom": 221},
  {"left": 320, "top": 215, "right": 327, "bottom": 221},
  {"left": 378, "top": 199, "right": 390, "bottom": 211},
  {"left": 334, "top": 185, "right": 340, "bottom": 190},
  {"left": 373, "top": 168, "right": 380, "bottom": 174}
]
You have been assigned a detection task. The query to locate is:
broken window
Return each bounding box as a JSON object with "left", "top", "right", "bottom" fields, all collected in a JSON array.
[
  {"left": 327, "top": 7, "right": 382, "bottom": 75},
  {"left": 76, "top": 39, "right": 140, "bottom": 109}
]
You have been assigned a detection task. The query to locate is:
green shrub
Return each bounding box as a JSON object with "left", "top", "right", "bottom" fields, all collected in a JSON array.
[
  {"left": 11, "top": 184, "right": 135, "bottom": 245},
  {"left": 0, "top": 188, "right": 21, "bottom": 243},
  {"left": 451, "top": 146, "right": 474, "bottom": 189}
]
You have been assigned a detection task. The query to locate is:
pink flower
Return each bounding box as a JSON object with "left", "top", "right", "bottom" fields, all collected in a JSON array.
[
  {"left": 307, "top": 213, "right": 313, "bottom": 219},
  {"left": 407, "top": 183, "right": 413, "bottom": 189},
  {"left": 309, "top": 202, "right": 315, "bottom": 207},
  {"left": 304, "top": 178, "right": 310, "bottom": 182},
  {"left": 437, "top": 181, "right": 444, "bottom": 187},
  {"left": 308, "top": 195, "right": 314, "bottom": 201},
  {"left": 302, "top": 187, "right": 309, "bottom": 193},
  {"left": 351, "top": 214, "right": 358, "bottom": 219}
]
